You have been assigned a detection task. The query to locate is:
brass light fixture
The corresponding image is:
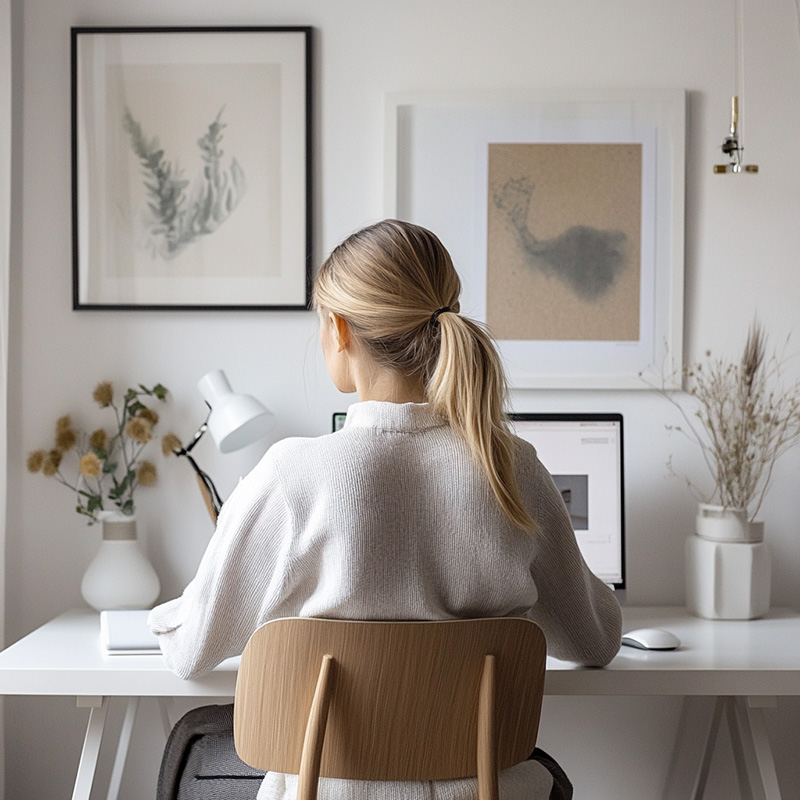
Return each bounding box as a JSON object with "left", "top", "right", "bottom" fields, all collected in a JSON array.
[{"left": 714, "top": 0, "right": 759, "bottom": 173}]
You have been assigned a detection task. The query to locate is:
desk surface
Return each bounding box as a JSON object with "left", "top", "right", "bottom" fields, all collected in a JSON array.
[{"left": 0, "top": 606, "right": 798, "bottom": 698}]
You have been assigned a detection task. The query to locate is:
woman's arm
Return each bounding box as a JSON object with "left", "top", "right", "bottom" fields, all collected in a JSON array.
[
  {"left": 526, "top": 459, "right": 622, "bottom": 667},
  {"left": 148, "top": 453, "right": 295, "bottom": 679}
]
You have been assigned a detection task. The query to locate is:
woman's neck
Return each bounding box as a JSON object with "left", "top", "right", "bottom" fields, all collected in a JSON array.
[{"left": 355, "top": 368, "right": 426, "bottom": 404}]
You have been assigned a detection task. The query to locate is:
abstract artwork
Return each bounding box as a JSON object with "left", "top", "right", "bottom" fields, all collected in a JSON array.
[
  {"left": 487, "top": 143, "right": 642, "bottom": 342},
  {"left": 72, "top": 27, "right": 311, "bottom": 310},
  {"left": 385, "top": 89, "right": 685, "bottom": 388}
]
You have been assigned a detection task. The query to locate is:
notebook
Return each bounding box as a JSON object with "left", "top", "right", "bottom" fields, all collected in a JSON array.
[
  {"left": 100, "top": 609, "right": 161, "bottom": 655},
  {"left": 509, "top": 412, "right": 626, "bottom": 594}
]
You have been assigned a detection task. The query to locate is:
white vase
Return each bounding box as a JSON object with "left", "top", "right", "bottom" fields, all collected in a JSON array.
[
  {"left": 81, "top": 514, "right": 161, "bottom": 612},
  {"left": 686, "top": 505, "right": 771, "bottom": 620},
  {"left": 695, "top": 504, "right": 764, "bottom": 543}
]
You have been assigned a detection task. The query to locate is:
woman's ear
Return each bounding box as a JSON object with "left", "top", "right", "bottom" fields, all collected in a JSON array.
[{"left": 330, "top": 312, "right": 351, "bottom": 353}]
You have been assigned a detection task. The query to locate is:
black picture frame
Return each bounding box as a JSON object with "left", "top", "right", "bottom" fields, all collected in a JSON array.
[{"left": 71, "top": 26, "right": 312, "bottom": 310}]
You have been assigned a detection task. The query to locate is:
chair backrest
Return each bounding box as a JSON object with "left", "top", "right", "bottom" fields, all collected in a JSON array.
[{"left": 233, "top": 617, "right": 547, "bottom": 800}]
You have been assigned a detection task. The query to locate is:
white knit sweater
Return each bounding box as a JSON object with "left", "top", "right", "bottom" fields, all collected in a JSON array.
[{"left": 149, "top": 401, "right": 621, "bottom": 800}]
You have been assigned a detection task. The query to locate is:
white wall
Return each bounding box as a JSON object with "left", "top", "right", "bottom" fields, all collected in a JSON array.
[
  {"left": 0, "top": 1, "right": 11, "bottom": 793},
  {"left": 6, "top": 0, "right": 800, "bottom": 798}
]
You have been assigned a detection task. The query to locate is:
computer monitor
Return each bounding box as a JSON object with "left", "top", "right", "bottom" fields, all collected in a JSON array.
[{"left": 509, "top": 412, "right": 626, "bottom": 594}]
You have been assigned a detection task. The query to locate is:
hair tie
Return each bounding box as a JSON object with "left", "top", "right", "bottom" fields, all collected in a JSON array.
[{"left": 429, "top": 306, "right": 450, "bottom": 327}]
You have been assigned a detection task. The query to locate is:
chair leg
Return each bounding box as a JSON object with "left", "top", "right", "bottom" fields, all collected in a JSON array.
[
  {"left": 477, "top": 654, "right": 499, "bottom": 800},
  {"left": 298, "top": 654, "right": 336, "bottom": 800}
]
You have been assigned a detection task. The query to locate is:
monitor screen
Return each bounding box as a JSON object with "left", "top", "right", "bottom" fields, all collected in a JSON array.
[{"left": 509, "top": 413, "right": 626, "bottom": 592}]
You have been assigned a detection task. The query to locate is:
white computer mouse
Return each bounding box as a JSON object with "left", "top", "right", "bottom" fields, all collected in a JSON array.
[{"left": 621, "top": 627, "right": 680, "bottom": 651}]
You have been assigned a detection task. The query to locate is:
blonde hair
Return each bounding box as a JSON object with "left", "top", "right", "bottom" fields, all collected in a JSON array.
[{"left": 313, "top": 219, "right": 536, "bottom": 532}]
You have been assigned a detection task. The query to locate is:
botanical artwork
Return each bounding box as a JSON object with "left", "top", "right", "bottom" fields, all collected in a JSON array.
[
  {"left": 123, "top": 106, "right": 246, "bottom": 260},
  {"left": 105, "top": 62, "right": 282, "bottom": 281},
  {"left": 487, "top": 143, "right": 642, "bottom": 342}
]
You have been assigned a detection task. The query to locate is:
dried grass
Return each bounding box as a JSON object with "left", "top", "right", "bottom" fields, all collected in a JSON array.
[{"left": 650, "top": 322, "right": 800, "bottom": 521}]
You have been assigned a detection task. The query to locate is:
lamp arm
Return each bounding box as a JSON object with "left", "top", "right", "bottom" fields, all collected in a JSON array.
[
  {"left": 172, "top": 443, "right": 223, "bottom": 523},
  {"left": 172, "top": 416, "right": 222, "bottom": 523},
  {"left": 186, "top": 450, "right": 222, "bottom": 503},
  {"left": 183, "top": 453, "right": 223, "bottom": 521},
  {"left": 184, "top": 417, "right": 210, "bottom": 455}
]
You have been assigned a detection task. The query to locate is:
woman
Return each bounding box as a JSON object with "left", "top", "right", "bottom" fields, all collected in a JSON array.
[{"left": 149, "top": 219, "right": 621, "bottom": 800}]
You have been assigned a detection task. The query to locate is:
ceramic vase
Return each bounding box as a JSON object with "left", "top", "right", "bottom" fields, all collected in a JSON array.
[
  {"left": 685, "top": 504, "right": 771, "bottom": 620},
  {"left": 81, "top": 514, "right": 161, "bottom": 611}
]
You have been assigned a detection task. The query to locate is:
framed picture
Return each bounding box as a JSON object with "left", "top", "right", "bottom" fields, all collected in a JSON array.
[
  {"left": 385, "top": 89, "right": 685, "bottom": 389},
  {"left": 72, "top": 26, "right": 312, "bottom": 310}
]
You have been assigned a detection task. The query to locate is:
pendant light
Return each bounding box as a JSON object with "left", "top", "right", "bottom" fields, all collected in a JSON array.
[{"left": 714, "top": 0, "right": 759, "bottom": 173}]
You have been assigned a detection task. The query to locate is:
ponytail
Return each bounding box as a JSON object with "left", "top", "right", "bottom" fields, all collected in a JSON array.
[
  {"left": 427, "top": 312, "right": 537, "bottom": 532},
  {"left": 314, "top": 219, "right": 536, "bottom": 533}
]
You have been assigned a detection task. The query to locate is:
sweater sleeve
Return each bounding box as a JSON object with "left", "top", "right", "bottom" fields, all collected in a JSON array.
[
  {"left": 147, "top": 453, "right": 295, "bottom": 679},
  {"left": 526, "top": 457, "right": 622, "bottom": 667}
]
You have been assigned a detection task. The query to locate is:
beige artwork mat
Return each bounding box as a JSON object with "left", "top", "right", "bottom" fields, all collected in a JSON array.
[{"left": 487, "top": 143, "right": 642, "bottom": 342}]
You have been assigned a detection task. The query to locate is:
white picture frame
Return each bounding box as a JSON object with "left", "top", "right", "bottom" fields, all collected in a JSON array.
[{"left": 385, "top": 89, "right": 685, "bottom": 389}]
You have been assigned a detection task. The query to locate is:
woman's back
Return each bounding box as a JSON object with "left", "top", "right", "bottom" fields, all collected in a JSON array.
[{"left": 267, "top": 402, "right": 540, "bottom": 623}]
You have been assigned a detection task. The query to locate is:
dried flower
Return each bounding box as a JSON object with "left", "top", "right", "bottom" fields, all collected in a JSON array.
[
  {"left": 55, "top": 426, "right": 77, "bottom": 452},
  {"left": 649, "top": 321, "right": 800, "bottom": 521},
  {"left": 161, "top": 432, "right": 182, "bottom": 456},
  {"left": 93, "top": 381, "right": 114, "bottom": 407},
  {"left": 138, "top": 407, "right": 159, "bottom": 426},
  {"left": 137, "top": 460, "right": 157, "bottom": 487},
  {"left": 27, "top": 450, "right": 45, "bottom": 473},
  {"left": 79, "top": 452, "right": 102, "bottom": 478},
  {"left": 125, "top": 417, "right": 153, "bottom": 444},
  {"left": 89, "top": 429, "right": 108, "bottom": 451},
  {"left": 26, "top": 382, "right": 169, "bottom": 524},
  {"left": 42, "top": 449, "right": 62, "bottom": 476}
]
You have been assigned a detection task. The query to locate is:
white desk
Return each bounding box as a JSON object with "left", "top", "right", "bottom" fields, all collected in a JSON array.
[{"left": 0, "top": 606, "right": 797, "bottom": 800}]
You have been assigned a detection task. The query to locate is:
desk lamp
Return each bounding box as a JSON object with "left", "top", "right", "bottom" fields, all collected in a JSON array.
[{"left": 174, "top": 369, "right": 275, "bottom": 522}]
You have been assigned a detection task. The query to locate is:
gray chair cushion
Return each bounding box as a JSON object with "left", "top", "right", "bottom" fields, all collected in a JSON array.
[{"left": 157, "top": 703, "right": 266, "bottom": 800}]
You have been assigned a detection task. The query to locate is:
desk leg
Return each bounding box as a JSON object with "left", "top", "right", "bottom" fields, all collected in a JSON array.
[
  {"left": 72, "top": 696, "right": 110, "bottom": 800},
  {"left": 664, "top": 696, "right": 782, "bottom": 800},
  {"left": 105, "top": 697, "right": 139, "bottom": 800},
  {"left": 74, "top": 697, "right": 176, "bottom": 800},
  {"left": 662, "top": 696, "right": 723, "bottom": 800},
  {"left": 732, "top": 697, "right": 782, "bottom": 800},
  {"left": 158, "top": 697, "right": 175, "bottom": 738},
  {"left": 726, "top": 698, "right": 755, "bottom": 800}
]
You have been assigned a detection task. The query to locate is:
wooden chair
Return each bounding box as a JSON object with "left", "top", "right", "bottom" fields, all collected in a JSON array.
[{"left": 233, "top": 617, "right": 548, "bottom": 800}]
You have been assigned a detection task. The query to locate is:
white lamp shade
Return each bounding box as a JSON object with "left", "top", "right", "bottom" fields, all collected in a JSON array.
[{"left": 198, "top": 370, "right": 275, "bottom": 453}]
